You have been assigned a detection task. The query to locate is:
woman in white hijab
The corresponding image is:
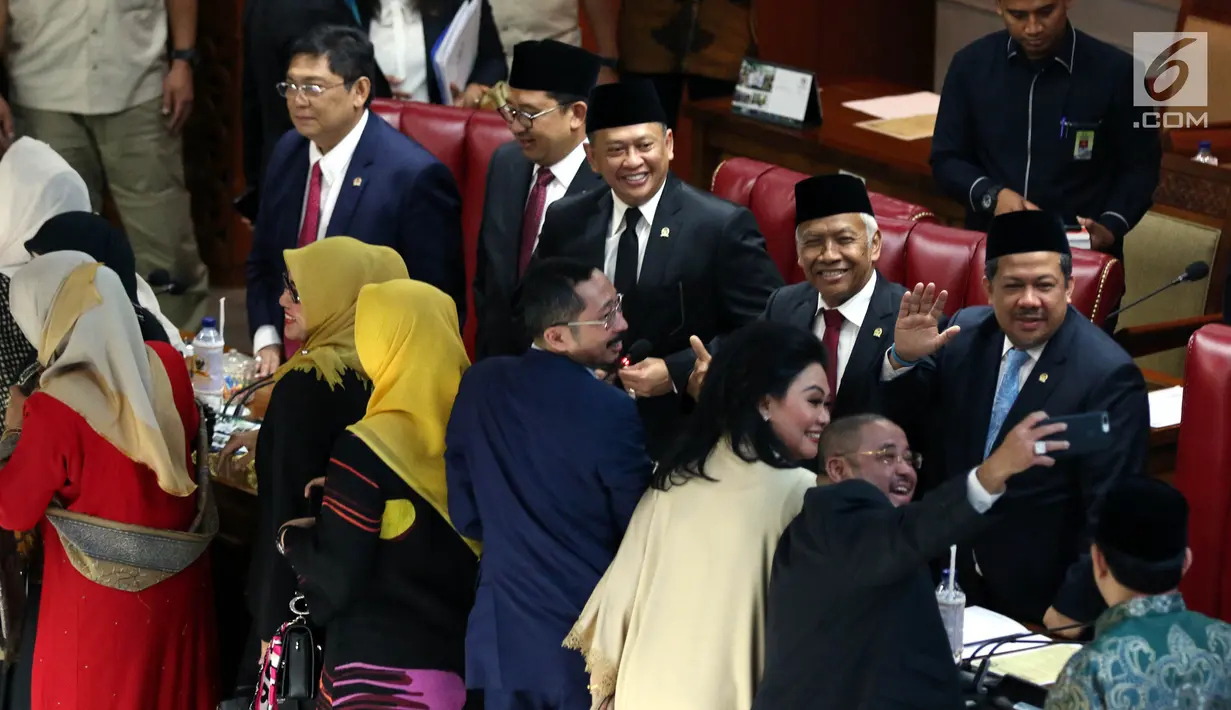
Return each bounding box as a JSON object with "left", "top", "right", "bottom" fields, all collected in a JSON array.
[
  {"left": 0, "top": 137, "right": 92, "bottom": 413},
  {"left": 0, "top": 252, "right": 217, "bottom": 710}
]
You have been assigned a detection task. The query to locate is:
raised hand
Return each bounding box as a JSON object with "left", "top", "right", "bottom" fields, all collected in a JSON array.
[{"left": 892, "top": 283, "right": 960, "bottom": 365}]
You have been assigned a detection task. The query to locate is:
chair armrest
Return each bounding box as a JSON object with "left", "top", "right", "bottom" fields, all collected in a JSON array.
[{"left": 1114, "top": 313, "right": 1224, "bottom": 358}]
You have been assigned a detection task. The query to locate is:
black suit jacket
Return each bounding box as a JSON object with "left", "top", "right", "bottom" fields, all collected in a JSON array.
[
  {"left": 761, "top": 274, "right": 905, "bottom": 418},
  {"left": 473, "top": 142, "right": 605, "bottom": 359},
  {"left": 535, "top": 174, "right": 784, "bottom": 457},
  {"left": 241, "top": 0, "right": 506, "bottom": 201},
  {"left": 753, "top": 477, "right": 978, "bottom": 710},
  {"left": 245, "top": 115, "right": 465, "bottom": 339},
  {"left": 885, "top": 305, "right": 1150, "bottom": 624}
]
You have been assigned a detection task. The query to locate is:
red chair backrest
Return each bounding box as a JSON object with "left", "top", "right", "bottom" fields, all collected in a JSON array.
[
  {"left": 1175, "top": 324, "right": 1231, "bottom": 622},
  {"left": 966, "top": 241, "right": 1125, "bottom": 326}
]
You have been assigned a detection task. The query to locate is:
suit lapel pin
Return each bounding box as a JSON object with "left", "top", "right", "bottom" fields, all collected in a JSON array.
[
  {"left": 872, "top": 327, "right": 883, "bottom": 338},
  {"left": 660, "top": 227, "right": 670, "bottom": 238},
  {"left": 352, "top": 177, "right": 363, "bottom": 187},
  {"left": 1038, "top": 373, "right": 1049, "bottom": 383}
]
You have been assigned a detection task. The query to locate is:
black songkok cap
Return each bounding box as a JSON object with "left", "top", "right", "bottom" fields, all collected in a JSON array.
[
  {"left": 585, "top": 80, "right": 669, "bottom": 134},
  {"left": 794, "top": 174, "right": 875, "bottom": 227},
  {"left": 985, "top": 211, "right": 1072, "bottom": 260},
  {"left": 1094, "top": 477, "right": 1189, "bottom": 594},
  {"left": 509, "top": 40, "right": 600, "bottom": 98}
]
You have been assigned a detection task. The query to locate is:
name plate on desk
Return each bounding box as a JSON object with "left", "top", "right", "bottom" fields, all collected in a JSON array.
[{"left": 732, "top": 58, "right": 821, "bottom": 128}]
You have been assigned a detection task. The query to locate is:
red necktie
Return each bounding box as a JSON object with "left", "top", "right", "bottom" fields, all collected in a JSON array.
[
  {"left": 285, "top": 162, "right": 323, "bottom": 358},
  {"left": 821, "top": 309, "right": 844, "bottom": 399},
  {"left": 298, "top": 161, "right": 323, "bottom": 248},
  {"left": 518, "top": 167, "right": 554, "bottom": 277}
]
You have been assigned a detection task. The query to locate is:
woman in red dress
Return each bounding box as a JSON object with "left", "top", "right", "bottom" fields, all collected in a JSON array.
[{"left": 0, "top": 252, "right": 216, "bottom": 710}]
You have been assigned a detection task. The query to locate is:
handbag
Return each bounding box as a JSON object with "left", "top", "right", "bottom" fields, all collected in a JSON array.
[{"left": 254, "top": 593, "right": 321, "bottom": 710}]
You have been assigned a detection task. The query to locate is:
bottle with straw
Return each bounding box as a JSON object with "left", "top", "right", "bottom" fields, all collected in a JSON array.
[{"left": 935, "top": 544, "right": 966, "bottom": 664}]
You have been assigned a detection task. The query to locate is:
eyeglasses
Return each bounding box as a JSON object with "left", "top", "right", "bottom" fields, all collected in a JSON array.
[
  {"left": 498, "top": 102, "right": 566, "bottom": 129},
  {"left": 556, "top": 294, "right": 623, "bottom": 330},
  {"left": 849, "top": 448, "right": 923, "bottom": 469},
  {"left": 277, "top": 81, "right": 346, "bottom": 99},
  {"left": 282, "top": 272, "right": 300, "bottom": 304}
]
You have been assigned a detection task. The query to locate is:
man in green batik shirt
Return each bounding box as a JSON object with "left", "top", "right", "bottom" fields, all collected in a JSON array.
[{"left": 1046, "top": 477, "right": 1231, "bottom": 709}]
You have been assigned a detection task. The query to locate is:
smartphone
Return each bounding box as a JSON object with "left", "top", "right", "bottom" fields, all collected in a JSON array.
[{"left": 1041, "top": 411, "right": 1111, "bottom": 457}]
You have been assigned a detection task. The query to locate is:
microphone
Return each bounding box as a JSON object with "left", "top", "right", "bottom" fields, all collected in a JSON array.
[
  {"left": 146, "top": 269, "right": 187, "bottom": 296},
  {"left": 618, "top": 339, "right": 653, "bottom": 369},
  {"left": 1105, "top": 260, "right": 1209, "bottom": 320}
]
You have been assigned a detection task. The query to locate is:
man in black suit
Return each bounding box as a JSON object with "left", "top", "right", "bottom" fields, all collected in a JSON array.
[
  {"left": 757, "top": 174, "right": 907, "bottom": 417},
  {"left": 534, "top": 79, "right": 783, "bottom": 457},
  {"left": 754, "top": 412, "right": 1068, "bottom": 710},
  {"left": 473, "top": 40, "right": 605, "bottom": 359},
  {"left": 883, "top": 210, "right": 1150, "bottom": 631}
]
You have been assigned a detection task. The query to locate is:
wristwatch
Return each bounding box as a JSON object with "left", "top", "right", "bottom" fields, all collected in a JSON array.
[
  {"left": 979, "top": 183, "right": 1004, "bottom": 214},
  {"left": 170, "top": 48, "right": 199, "bottom": 68}
]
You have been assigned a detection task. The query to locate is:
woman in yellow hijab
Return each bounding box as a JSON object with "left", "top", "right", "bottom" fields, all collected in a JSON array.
[
  {"left": 243, "top": 237, "right": 409, "bottom": 655},
  {"left": 278, "top": 278, "right": 478, "bottom": 710}
]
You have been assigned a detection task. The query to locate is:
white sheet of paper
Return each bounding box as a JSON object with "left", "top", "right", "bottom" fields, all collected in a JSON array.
[
  {"left": 1148, "top": 385, "right": 1184, "bottom": 429},
  {"left": 842, "top": 91, "right": 941, "bottom": 120},
  {"left": 962, "top": 606, "right": 1049, "bottom": 661},
  {"left": 431, "top": 0, "right": 480, "bottom": 104}
]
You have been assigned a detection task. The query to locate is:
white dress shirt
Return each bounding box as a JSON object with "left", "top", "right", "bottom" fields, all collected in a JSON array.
[
  {"left": 603, "top": 181, "right": 667, "bottom": 285},
  {"left": 814, "top": 271, "right": 878, "bottom": 392},
  {"left": 529, "top": 141, "right": 589, "bottom": 248},
  {"left": 369, "top": 0, "right": 431, "bottom": 102},
  {"left": 253, "top": 110, "right": 371, "bottom": 354}
]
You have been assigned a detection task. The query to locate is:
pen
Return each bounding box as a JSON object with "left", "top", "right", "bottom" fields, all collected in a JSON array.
[{"left": 1059, "top": 116, "right": 1066, "bottom": 138}]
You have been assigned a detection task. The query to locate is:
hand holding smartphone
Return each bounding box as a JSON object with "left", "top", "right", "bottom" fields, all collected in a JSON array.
[{"left": 1040, "top": 411, "right": 1111, "bottom": 457}]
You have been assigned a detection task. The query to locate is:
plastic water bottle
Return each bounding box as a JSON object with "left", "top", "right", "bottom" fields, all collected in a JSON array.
[
  {"left": 1193, "top": 140, "right": 1219, "bottom": 166},
  {"left": 936, "top": 568, "right": 966, "bottom": 664},
  {"left": 191, "top": 317, "right": 226, "bottom": 397}
]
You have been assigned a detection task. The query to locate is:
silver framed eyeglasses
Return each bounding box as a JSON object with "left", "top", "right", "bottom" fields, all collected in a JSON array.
[
  {"left": 277, "top": 81, "right": 346, "bottom": 99},
  {"left": 851, "top": 448, "right": 923, "bottom": 469},
  {"left": 498, "top": 103, "right": 565, "bottom": 129},
  {"left": 557, "top": 294, "right": 624, "bottom": 330}
]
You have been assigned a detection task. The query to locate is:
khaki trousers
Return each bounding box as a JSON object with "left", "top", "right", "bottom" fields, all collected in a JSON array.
[{"left": 15, "top": 97, "right": 209, "bottom": 328}]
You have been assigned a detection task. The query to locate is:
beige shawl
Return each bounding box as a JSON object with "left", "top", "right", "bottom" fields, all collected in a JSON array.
[
  {"left": 9, "top": 252, "right": 194, "bottom": 496},
  {"left": 565, "top": 442, "right": 816, "bottom": 710}
]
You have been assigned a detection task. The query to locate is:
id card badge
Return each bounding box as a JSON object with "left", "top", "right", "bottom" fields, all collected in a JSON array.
[{"left": 1073, "top": 130, "right": 1095, "bottom": 160}]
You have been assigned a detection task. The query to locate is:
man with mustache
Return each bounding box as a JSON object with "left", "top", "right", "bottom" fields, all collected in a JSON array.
[
  {"left": 754, "top": 412, "right": 1068, "bottom": 710},
  {"left": 882, "top": 209, "right": 1150, "bottom": 636}
]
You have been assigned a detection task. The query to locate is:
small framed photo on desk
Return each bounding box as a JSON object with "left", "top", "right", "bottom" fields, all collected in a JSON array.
[{"left": 732, "top": 58, "right": 822, "bottom": 129}]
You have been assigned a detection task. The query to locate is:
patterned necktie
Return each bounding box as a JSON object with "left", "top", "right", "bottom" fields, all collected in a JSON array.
[
  {"left": 614, "top": 207, "right": 642, "bottom": 296},
  {"left": 297, "top": 161, "right": 323, "bottom": 248},
  {"left": 820, "top": 309, "right": 844, "bottom": 399},
  {"left": 985, "top": 348, "right": 1032, "bottom": 457},
  {"left": 518, "top": 166, "right": 554, "bottom": 277}
]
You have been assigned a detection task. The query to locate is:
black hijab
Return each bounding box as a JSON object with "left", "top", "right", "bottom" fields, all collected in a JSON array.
[{"left": 25, "top": 211, "right": 170, "bottom": 344}]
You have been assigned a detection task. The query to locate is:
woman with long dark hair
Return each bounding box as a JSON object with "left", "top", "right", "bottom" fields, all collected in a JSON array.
[{"left": 566, "top": 320, "right": 832, "bottom": 710}]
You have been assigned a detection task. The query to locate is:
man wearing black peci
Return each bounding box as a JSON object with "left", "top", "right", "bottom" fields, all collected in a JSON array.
[
  {"left": 473, "top": 39, "right": 605, "bottom": 359},
  {"left": 533, "top": 79, "right": 782, "bottom": 458},
  {"left": 881, "top": 210, "right": 1150, "bottom": 634}
]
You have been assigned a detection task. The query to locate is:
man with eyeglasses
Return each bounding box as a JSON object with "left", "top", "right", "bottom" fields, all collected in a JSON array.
[
  {"left": 473, "top": 39, "right": 605, "bottom": 360},
  {"left": 245, "top": 24, "right": 465, "bottom": 376},
  {"left": 754, "top": 412, "right": 1069, "bottom": 710},
  {"left": 534, "top": 79, "right": 783, "bottom": 458},
  {"left": 446, "top": 257, "right": 652, "bottom": 710}
]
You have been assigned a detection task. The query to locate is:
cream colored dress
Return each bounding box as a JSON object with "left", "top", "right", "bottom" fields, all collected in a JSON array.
[{"left": 565, "top": 441, "right": 816, "bottom": 710}]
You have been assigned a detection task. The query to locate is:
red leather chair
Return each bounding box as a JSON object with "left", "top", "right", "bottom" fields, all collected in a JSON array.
[
  {"left": 1175, "top": 324, "right": 1231, "bottom": 622},
  {"left": 369, "top": 99, "right": 515, "bottom": 355}
]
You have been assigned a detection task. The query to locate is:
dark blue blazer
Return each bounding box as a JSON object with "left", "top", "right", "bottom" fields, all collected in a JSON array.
[
  {"left": 245, "top": 114, "right": 465, "bottom": 338},
  {"left": 444, "top": 348, "right": 653, "bottom": 694},
  {"left": 884, "top": 305, "right": 1149, "bottom": 625}
]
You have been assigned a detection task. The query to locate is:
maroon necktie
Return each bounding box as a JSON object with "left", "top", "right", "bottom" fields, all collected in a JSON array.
[
  {"left": 285, "top": 162, "right": 323, "bottom": 358},
  {"left": 518, "top": 167, "right": 554, "bottom": 277},
  {"left": 821, "top": 308, "right": 844, "bottom": 399}
]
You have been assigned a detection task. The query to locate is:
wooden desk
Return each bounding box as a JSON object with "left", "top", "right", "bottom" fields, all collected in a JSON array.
[{"left": 683, "top": 81, "right": 966, "bottom": 224}]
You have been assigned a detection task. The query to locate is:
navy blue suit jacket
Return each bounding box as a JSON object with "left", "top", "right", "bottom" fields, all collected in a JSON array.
[
  {"left": 444, "top": 348, "right": 653, "bottom": 694},
  {"left": 884, "top": 305, "right": 1149, "bottom": 624},
  {"left": 245, "top": 114, "right": 465, "bottom": 338}
]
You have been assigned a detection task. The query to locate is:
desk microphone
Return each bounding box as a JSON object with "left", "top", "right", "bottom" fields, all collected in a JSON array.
[
  {"left": 1106, "top": 261, "right": 1209, "bottom": 321},
  {"left": 619, "top": 339, "right": 653, "bottom": 369},
  {"left": 146, "top": 269, "right": 188, "bottom": 296}
]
